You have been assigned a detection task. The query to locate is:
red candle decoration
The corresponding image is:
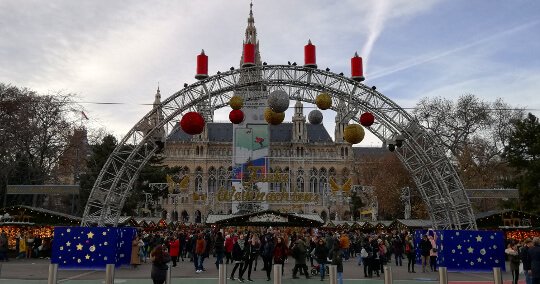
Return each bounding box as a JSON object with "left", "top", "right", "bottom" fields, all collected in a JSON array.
[
  {"left": 195, "top": 49, "right": 208, "bottom": 80},
  {"left": 243, "top": 43, "right": 255, "bottom": 67},
  {"left": 359, "top": 112, "right": 375, "bottom": 127},
  {"left": 351, "top": 52, "right": 365, "bottom": 82},
  {"left": 304, "top": 39, "right": 317, "bottom": 68},
  {"left": 229, "top": 109, "right": 244, "bottom": 124},
  {"left": 180, "top": 112, "right": 205, "bottom": 135}
]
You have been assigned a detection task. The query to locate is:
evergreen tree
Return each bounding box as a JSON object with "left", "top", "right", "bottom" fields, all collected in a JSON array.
[{"left": 503, "top": 113, "right": 540, "bottom": 214}]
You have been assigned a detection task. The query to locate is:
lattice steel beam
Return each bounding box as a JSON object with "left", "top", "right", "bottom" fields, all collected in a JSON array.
[{"left": 82, "top": 65, "right": 476, "bottom": 229}]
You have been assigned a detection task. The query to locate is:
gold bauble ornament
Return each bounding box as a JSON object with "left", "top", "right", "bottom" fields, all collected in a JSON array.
[
  {"left": 315, "top": 92, "right": 332, "bottom": 110},
  {"left": 264, "top": 107, "right": 285, "bottom": 125},
  {"left": 229, "top": 95, "right": 244, "bottom": 110},
  {"left": 343, "top": 124, "right": 365, "bottom": 144}
]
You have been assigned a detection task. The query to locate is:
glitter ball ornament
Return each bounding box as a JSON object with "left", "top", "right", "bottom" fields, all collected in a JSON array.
[
  {"left": 360, "top": 112, "right": 375, "bottom": 127},
  {"left": 315, "top": 92, "right": 332, "bottom": 110},
  {"left": 308, "top": 110, "right": 323, "bottom": 125},
  {"left": 264, "top": 107, "right": 285, "bottom": 125},
  {"left": 343, "top": 124, "right": 365, "bottom": 144},
  {"left": 229, "top": 95, "right": 244, "bottom": 110},
  {"left": 268, "top": 90, "right": 290, "bottom": 113},
  {"left": 180, "top": 112, "right": 205, "bottom": 135}
]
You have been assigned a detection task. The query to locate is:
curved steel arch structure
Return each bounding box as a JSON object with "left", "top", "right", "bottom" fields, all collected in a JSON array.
[{"left": 81, "top": 65, "right": 477, "bottom": 229}]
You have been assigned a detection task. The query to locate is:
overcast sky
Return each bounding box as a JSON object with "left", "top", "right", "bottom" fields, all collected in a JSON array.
[{"left": 1, "top": 0, "right": 539, "bottom": 146}]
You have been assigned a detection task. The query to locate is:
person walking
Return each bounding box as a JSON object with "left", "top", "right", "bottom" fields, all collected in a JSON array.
[
  {"left": 240, "top": 234, "right": 259, "bottom": 281},
  {"left": 194, "top": 233, "right": 207, "bottom": 273},
  {"left": 261, "top": 234, "right": 275, "bottom": 281},
  {"left": 393, "top": 235, "right": 404, "bottom": 266},
  {"left": 150, "top": 245, "right": 171, "bottom": 284},
  {"left": 230, "top": 234, "right": 246, "bottom": 282},
  {"left": 314, "top": 238, "right": 329, "bottom": 280},
  {"left": 521, "top": 239, "right": 534, "bottom": 284},
  {"left": 529, "top": 237, "right": 540, "bottom": 284},
  {"left": 225, "top": 233, "right": 234, "bottom": 264},
  {"left": 291, "top": 237, "right": 310, "bottom": 279},
  {"left": 214, "top": 232, "right": 225, "bottom": 270},
  {"left": 331, "top": 247, "right": 344, "bottom": 284},
  {"left": 130, "top": 235, "right": 142, "bottom": 269},
  {"left": 419, "top": 235, "right": 432, "bottom": 273},
  {"left": 0, "top": 231, "right": 7, "bottom": 262},
  {"left": 360, "top": 242, "right": 371, "bottom": 277},
  {"left": 506, "top": 242, "right": 521, "bottom": 284},
  {"left": 169, "top": 235, "right": 180, "bottom": 267},
  {"left": 405, "top": 235, "right": 416, "bottom": 273},
  {"left": 428, "top": 230, "right": 438, "bottom": 272},
  {"left": 273, "top": 237, "right": 288, "bottom": 276}
]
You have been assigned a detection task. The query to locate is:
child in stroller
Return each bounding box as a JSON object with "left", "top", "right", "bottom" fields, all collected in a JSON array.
[{"left": 311, "top": 264, "right": 330, "bottom": 276}]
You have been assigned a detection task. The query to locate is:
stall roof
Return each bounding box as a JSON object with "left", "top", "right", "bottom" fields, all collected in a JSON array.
[{"left": 208, "top": 210, "right": 324, "bottom": 227}]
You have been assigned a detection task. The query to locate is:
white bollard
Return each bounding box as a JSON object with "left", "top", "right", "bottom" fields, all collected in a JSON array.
[
  {"left": 439, "top": 267, "right": 448, "bottom": 284},
  {"left": 273, "top": 264, "right": 282, "bottom": 284},
  {"left": 493, "top": 267, "right": 503, "bottom": 284},
  {"left": 329, "top": 265, "right": 337, "bottom": 284},
  {"left": 384, "top": 266, "right": 393, "bottom": 284},
  {"left": 47, "top": 263, "right": 58, "bottom": 284},
  {"left": 219, "top": 263, "right": 227, "bottom": 284},
  {"left": 105, "top": 263, "right": 115, "bottom": 284},
  {"left": 166, "top": 263, "right": 172, "bottom": 284}
]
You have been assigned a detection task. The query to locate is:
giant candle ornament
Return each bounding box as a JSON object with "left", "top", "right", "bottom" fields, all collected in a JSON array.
[
  {"left": 195, "top": 49, "right": 208, "bottom": 80},
  {"left": 304, "top": 39, "right": 317, "bottom": 68},
  {"left": 351, "top": 52, "right": 365, "bottom": 82},
  {"left": 243, "top": 42, "right": 255, "bottom": 67}
]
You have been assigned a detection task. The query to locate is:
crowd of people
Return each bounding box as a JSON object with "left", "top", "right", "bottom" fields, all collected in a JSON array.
[
  {"left": 0, "top": 230, "right": 52, "bottom": 261},
  {"left": 505, "top": 237, "right": 540, "bottom": 284},
  {"left": 132, "top": 227, "right": 449, "bottom": 284}
]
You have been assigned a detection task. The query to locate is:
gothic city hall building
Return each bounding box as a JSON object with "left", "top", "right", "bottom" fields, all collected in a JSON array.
[{"left": 148, "top": 5, "right": 384, "bottom": 224}]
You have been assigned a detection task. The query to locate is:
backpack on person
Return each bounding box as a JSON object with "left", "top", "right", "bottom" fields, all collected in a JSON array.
[{"left": 405, "top": 243, "right": 411, "bottom": 254}]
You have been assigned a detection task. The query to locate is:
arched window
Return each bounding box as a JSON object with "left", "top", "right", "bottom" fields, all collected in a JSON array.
[
  {"left": 218, "top": 167, "right": 226, "bottom": 189},
  {"left": 329, "top": 167, "right": 336, "bottom": 177},
  {"left": 208, "top": 167, "right": 217, "bottom": 193},
  {"left": 318, "top": 176, "right": 328, "bottom": 194},
  {"left": 297, "top": 176, "right": 305, "bottom": 192},
  {"left": 310, "top": 176, "right": 318, "bottom": 193},
  {"left": 227, "top": 166, "right": 233, "bottom": 189},
  {"left": 195, "top": 167, "right": 203, "bottom": 192}
]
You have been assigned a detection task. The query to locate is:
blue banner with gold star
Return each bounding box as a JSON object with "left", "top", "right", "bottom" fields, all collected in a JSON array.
[
  {"left": 414, "top": 230, "right": 505, "bottom": 272},
  {"left": 51, "top": 227, "right": 137, "bottom": 269}
]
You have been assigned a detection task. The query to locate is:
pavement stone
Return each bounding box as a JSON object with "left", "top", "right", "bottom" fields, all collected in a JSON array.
[{"left": 0, "top": 257, "right": 524, "bottom": 284}]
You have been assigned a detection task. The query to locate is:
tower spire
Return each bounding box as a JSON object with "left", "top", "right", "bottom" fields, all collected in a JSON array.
[{"left": 241, "top": 0, "right": 261, "bottom": 66}]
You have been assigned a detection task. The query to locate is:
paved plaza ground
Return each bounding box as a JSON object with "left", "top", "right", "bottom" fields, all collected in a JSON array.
[{"left": 0, "top": 257, "right": 525, "bottom": 284}]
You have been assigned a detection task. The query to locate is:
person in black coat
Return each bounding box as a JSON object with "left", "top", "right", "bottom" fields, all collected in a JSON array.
[
  {"left": 214, "top": 232, "right": 225, "bottom": 270},
  {"left": 521, "top": 239, "right": 534, "bottom": 284},
  {"left": 150, "top": 245, "right": 171, "bottom": 284},
  {"left": 419, "top": 235, "right": 432, "bottom": 273},
  {"left": 230, "top": 234, "right": 246, "bottom": 282},
  {"left": 529, "top": 237, "right": 540, "bottom": 284},
  {"left": 261, "top": 235, "right": 275, "bottom": 281}
]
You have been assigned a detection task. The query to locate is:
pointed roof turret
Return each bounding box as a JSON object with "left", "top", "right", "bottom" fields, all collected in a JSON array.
[
  {"left": 153, "top": 83, "right": 161, "bottom": 106},
  {"left": 241, "top": 1, "right": 261, "bottom": 66}
]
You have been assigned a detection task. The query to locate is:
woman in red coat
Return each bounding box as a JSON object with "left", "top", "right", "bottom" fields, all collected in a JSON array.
[
  {"left": 169, "top": 234, "right": 180, "bottom": 267},
  {"left": 273, "top": 237, "right": 288, "bottom": 276},
  {"left": 225, "top": 234, "right": 234, "bottom": 264}
]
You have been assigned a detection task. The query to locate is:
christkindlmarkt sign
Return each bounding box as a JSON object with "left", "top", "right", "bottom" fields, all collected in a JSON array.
[
  {"left": 216, "top": 188, "right": 319, "bottom": 203},
  {"left": 248, "top": 213, "right": 288, "bottom": 223}
]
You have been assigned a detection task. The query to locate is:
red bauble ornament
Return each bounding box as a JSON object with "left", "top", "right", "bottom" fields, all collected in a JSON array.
[
  {"left": 180, "top": 112, "right": 205, "bottom": 135},
  {"left": 360, "top": 112, "right": 375, "bottom": 127},
  {"left": 229, "top": 109, "right": 244, "bottom": 124}
]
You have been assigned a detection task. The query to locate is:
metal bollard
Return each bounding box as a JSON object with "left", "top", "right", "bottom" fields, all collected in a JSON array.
[
  {"left": 383, "top": 266, "right": 393, "bottom": 284},
  {"left": 439, "top": 267, "right": 448, "bottom": 284},
  {"left": 47, "top": 263, "right": 58, "bottom": 284},
  {"left": 329, "top": 265, "right": 337, "bottom": 284},
  {"left": 219, "top": 263, "right": 227, "bottom": 284},
  {"left": 273, "top": 264, "right": 282, "bottom": 284},
  {"left": 166, "top": 263, "right": 172, "bottom": 284},
  {"left": 493, "top": 267, "right": 503, "bottom": 284},
  {"left": 105, "top": 264, "right": 115, "bottom": 284}
]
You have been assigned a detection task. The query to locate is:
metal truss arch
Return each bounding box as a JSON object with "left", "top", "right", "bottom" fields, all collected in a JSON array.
[{"left": 82, "top": 65, "right": 476, "bottom": 229}]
